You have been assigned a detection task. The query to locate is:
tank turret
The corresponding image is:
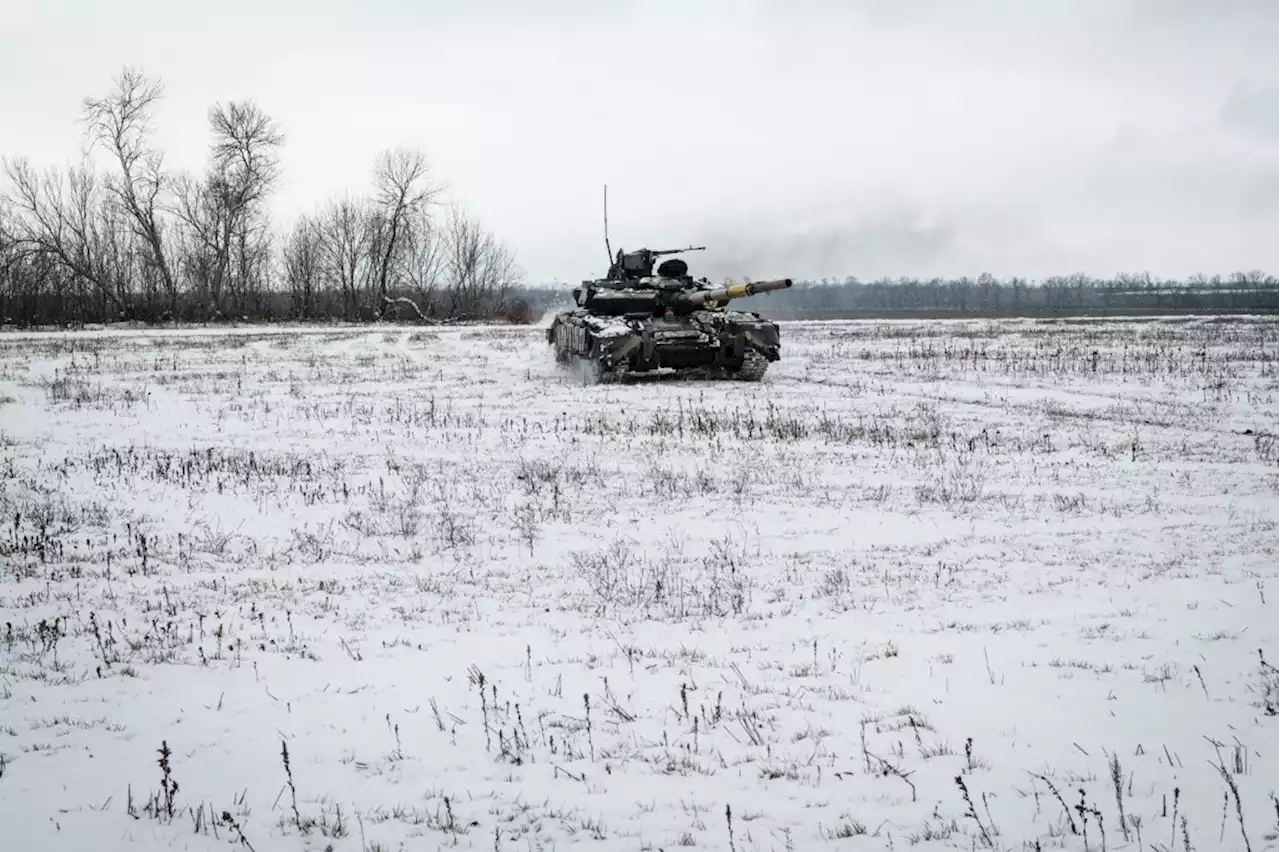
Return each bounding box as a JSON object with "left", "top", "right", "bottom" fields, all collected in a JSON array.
[{"left": 607, "top": 246, "right": 706, "bottom": 281}]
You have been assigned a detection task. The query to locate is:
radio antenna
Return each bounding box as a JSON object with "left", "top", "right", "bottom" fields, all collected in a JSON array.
[{"left": 603, "top": 184, "right": 613, "bottom": 265}]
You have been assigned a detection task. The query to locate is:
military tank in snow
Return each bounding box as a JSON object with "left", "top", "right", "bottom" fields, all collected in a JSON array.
[{"left": 547, "top": 244, "right": 793, "bottom": 383}]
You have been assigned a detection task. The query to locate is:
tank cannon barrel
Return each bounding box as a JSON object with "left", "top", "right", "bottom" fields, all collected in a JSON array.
[{"left": 680, "top": 278, "right": 793, "bottom": 307}]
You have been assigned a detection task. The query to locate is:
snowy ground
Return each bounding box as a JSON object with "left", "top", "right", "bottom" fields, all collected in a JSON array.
[{"left": 0, "top": 315, "right": 1276, "bottom": 852}]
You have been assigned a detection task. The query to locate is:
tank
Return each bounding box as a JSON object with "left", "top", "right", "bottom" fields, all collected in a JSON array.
[{"left": 547, "top": 244, "right": 793, "bottom": 383}]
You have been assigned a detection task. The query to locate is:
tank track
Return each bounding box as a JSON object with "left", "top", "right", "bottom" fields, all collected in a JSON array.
[
  {"left": 667, "top": 349, "right": 770, "bottom": 382},
  {"left": 559, "top": 347, "right": 770, "bottom": 384}
]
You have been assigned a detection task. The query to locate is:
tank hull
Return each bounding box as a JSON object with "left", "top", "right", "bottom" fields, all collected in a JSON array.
[{"left": 547, "top": 308, "right": 782, "bottom": 383}]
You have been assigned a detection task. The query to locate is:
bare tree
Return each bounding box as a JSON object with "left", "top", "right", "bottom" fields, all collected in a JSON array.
[
  {"left": 0, "top": 194, "right": 13, "bottom": 313},
  {"left": 1, "top": 157, "right": 123, "bottom": 313},
  {"left": 206, "top": 100, "right": 284, "bottom": 312},
  {"left": 401, "top": 205, "right": 446, "bottom": 316},
  {"left": 208, "top": 100, "right": 284, "bottom": 211},
  {"left": 173, "top": 100, "right": 284, "bottom": 316},
  {"left": 282, "top": 214, "right": 323, "bottom": 318},
  {"left": 476, "top": 229, "right": 519, "bottom": 316},
  {"left": 442, "top": 203, "right": 519, "bottom": 318},
  {"left": 171, "top": 172, "right": 222, "bottom": 311},
  {"left": 317, "top": 194, "right": 375, "bottom": 320},
  {"left": 81, "top": 67, "right": 178, "bottom": 314},
  {"left": 371, "top": 147, "right": 442, "bottom": 310}
]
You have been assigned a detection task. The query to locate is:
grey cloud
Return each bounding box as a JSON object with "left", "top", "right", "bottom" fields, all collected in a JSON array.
[
  {"left": 692, "top": 205, "right": 959, "bottom": 283},
  {"left": 1220, "top": 80, "right": 1280, "bottom": 140},
  {"left": 1, "top": 0, "right": 1274, "bottom": 282}
]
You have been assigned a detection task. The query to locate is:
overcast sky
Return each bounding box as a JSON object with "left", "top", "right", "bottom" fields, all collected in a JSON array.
[{"left": 2, "top": 0, "right": 1276, "bottom": 283}]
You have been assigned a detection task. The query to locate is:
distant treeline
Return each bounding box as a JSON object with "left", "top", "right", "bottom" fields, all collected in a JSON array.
[
  {"left": 1, "top": 67, "right": 528, "bottom": 329},
  {"left": 521, "top": 271, "right": 1280, "bottom": 320}
]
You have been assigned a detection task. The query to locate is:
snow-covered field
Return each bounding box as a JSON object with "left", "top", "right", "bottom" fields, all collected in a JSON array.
[{"left": 0, "top": 316, "right": 1276, "bottom": 852}]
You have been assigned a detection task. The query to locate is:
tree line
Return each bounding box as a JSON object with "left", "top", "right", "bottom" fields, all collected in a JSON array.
[
  {"left": 0, "top": 67, "right": 529, "bottom": 328},
  {"left": 520, "top": 270, "right": 1279, "bottom": 319}
]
